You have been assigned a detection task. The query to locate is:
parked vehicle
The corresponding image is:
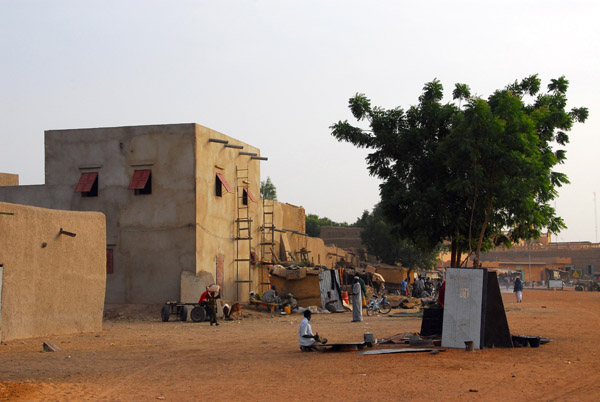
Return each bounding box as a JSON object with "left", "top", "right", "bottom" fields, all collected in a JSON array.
[{"left": 366, "top": 294, "right": 392, "bottom": 316}]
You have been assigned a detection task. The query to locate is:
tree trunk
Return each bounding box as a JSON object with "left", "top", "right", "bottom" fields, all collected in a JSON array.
[
  {"left": 474, "top": 195, "right": 494, "bottom": 268},
  {"left": 450, "top": 238, "right": 457, "bottom": 268}
]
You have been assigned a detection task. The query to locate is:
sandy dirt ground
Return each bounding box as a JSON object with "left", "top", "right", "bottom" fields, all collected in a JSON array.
[{"left": 1, "top": 289, "right": 599, "bottom": 401}]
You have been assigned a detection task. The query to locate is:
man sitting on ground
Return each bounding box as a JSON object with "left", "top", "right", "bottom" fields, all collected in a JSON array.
[
  {"left": 298, "top": 310, "right": 327, "bottom": 351},
  {"left": 281, "top": 293, "right": 298, "bottom": 312}
]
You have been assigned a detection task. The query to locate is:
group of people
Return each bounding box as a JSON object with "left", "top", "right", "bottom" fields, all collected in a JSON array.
[{"left": 254, "top": 285, "right": 298, "bottom": 312}]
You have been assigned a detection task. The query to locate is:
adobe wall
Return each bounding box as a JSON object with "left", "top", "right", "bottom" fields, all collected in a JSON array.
[
  {"left": 192, "top": 125, "right": 262, "bottom": 303},
  {"left": 0, "top": 202, "right": 106, "bottom": 342},
  {"left": 0, "top": 173, "right": 18, "bottom": 186},
  {"left": 479, "top": 260, "right": 567, "bottom": 282},
  {"left": 274, "top": 202, "right": 305, "bottom": 233},
  {"left": 320, "top": 226, "right": 364, "bottom": 249},
  {"left": 49, "top": 125, "right": 197, "bottom": 304},
  {"left": 0, "top": 124, "right": 198, "bottom": 304}
]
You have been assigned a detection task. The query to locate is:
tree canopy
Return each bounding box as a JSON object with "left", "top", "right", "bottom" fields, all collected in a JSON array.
[
  {"left": 305, "top": 213, "right": 348, "bottom": 237},
  {"left": 355, "top": 204, "right": 440, "bottom": 269},
  {"left": 260, "top": 177, "right": 277, "bottom": 201},
  {"left": 331, "top": 76, "right": 588, "bottom": 267}
]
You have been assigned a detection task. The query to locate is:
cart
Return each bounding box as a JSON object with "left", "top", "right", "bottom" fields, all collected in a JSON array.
[{"left": 161, "top": 301, "right": 208, "bottom": 322}]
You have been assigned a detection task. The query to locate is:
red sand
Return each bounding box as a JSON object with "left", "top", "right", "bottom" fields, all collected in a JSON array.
[{"left": 1, "top": 289, "right": 599, "bottom": 401}]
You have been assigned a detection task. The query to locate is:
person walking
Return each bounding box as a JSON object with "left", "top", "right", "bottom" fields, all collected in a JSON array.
[
  {"left": 207, "top": 288, "right": 220, "bottom": 326},
  {"left": 351, "top": 276, "right": 363, "bottom": 322},
  {"left": 514, "top": 277, "right": 523, "bottom": 303}
]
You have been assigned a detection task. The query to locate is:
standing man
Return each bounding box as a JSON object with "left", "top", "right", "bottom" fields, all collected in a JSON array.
[
  {"left": 514, "top": 277, "right": 523, "bottom": 303},
  {"left": 400, "top": 278, "right": 408, "bottom": 296},
  {"left": 352, "top": 276, "right": 363, "bottom": 322}
]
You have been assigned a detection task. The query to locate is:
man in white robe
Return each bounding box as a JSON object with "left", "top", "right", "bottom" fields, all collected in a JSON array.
[
  {"left": 352, "top": 276, "right": 363, "bottom": 322},
  {"left": 298, "top": 310, "right": 326, "bottom": 351}
]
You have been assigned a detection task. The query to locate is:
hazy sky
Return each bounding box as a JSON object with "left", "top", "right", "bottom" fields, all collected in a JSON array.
[{"left": 1, "top": 0, "right": 599, "bottom": 242}]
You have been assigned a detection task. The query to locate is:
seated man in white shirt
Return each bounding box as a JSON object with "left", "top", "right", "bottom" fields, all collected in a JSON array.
[{"left": 298, "top": 310, "right": 327, "bottom": 351}]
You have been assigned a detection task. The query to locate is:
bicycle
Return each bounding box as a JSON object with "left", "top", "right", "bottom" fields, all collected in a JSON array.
[{"left": 366, "top": 294, "right": 392, "bottom": 316}]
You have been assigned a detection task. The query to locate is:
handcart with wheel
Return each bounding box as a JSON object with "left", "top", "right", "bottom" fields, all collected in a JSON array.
[{"left": 160, "top": 301, "right": 208, "bottom": 322}]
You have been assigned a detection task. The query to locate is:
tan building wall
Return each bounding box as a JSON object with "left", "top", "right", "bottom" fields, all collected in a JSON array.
[
  {"left": 0, "top": 173, "right": 19, "bottom": 187},
  {"left": 192, "top": 125, "right": 262, "bottom": 303},
  {"left": 320, "top": 226, "right": 364, "bottom": 249},
  {"left": 0, "top": 202, "right": 106, "bottom": 342}
]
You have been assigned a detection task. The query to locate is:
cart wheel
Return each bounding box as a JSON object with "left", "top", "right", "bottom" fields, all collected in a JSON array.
[
  {"left": 161, "top": 304, "right": 170, "bottom": 322},
  {"left": 179, "top": 305, "right": 188, "bottom": 322},
  {"left": 191, "top": 306, "right": 206, "bottom": 322}
]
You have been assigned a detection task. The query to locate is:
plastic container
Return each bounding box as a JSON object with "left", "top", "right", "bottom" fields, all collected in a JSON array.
[
  {"left": 341, "top": 291, "right": 349, "bottom": 304},
  {"left": 284, "top": 305, "right": 291, "bottom": 315}
]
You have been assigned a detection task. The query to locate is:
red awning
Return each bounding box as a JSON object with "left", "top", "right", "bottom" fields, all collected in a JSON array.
[
  {"left": 245, "top": 187, "right": 257, "bottom": 203},
  {"left": 216, "top": 173, "right": 233, "bottom": 193},
  {"left": 129, "top": 170, "right": 151, "bottom": 190},
  {"left": 74, "top": 172, "right": 98, "bottom": 192}
]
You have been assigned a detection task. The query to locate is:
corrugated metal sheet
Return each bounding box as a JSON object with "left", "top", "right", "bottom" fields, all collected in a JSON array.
[
  {"left": 128, "top": 170, "right": 151, "bottom": 190},
  {"left": 216, "top": 172, "right": 233, "bottom": 193},
  {"left": 74, "top": 172, "right": 98, "bottom": 192},
  {"left": 441, "top": 268, "right": 487, "bottom": 350},
  {"left": 319, "top": 269, "right": 343, "bottom": 311}
]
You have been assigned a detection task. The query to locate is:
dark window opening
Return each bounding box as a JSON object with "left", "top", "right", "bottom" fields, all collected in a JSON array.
[
  {"left": 242, "top": 188, "right": 248, "bottom": 205},
  {"left": 215, "top": 172, "right": 233, "bottom": 197},
  {"left": 215, "top": 175, "right": 223, "bottom": 197},
  {"left": 75, "top": 172, "right": 98, "bottom": 197},
  {"left": 129, "top": 170, "right": 152, "bottom": 195},
  {"left": 107, "top": 248, "right": 114, "bottom": 275},
  {"left": 135, "top": 172, "right": 152, "bottom": 195}
]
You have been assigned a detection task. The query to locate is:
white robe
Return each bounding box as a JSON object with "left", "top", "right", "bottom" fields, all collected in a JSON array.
[{"left": 298, "top": 317, "right": 315, "bottom": 346}]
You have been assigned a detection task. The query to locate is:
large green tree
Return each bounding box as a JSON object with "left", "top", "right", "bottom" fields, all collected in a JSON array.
[{"left": 331, "top": 76, "right": 587, "bottom": 267}]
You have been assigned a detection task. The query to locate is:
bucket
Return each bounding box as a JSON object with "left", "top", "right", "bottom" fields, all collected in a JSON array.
[
  {"left": 527, "top": 336, "right": 541, "bottom": 348},
  {"left": 284, "top": 305, "right": 291, "bottom": 315},
  {"left": 512, "top": 335, "right": 528, "bottom": 347},
  {"left": 364, "top": 333, "right": 375, "bottom": 343},
  {"left": 342, "top": 291, "right": 349, "bottom": 304}
]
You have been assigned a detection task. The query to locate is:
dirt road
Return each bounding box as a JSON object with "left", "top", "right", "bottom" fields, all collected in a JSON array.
[{"left": 1, "top": 289, "right": 599, "bottom": 401}]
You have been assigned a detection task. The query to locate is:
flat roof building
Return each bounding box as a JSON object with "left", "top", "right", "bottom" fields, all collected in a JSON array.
[{"left": 0, "top": 124, "right": 264, "bottom": 303}]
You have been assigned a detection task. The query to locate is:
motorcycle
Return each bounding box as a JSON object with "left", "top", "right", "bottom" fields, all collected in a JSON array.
[{"left": 366, "top": 294, "right": 392, "bottom": 316}]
